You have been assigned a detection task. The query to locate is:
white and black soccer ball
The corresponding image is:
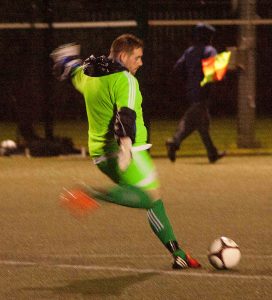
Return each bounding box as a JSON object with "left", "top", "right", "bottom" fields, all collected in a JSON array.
[
  {"left": 208, "top": 236, "right": 241, "bottom": 270},
  {"left": 1, "top": 139, "right": 17, "bottom": 150},
  {"left": 0, "top": 139, "right": 17, "bottom": 156}
]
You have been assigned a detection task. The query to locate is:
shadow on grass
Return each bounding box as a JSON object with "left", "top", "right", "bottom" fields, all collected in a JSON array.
[{"left": 22, "top": 273, "right": 157, "bottom": 297}]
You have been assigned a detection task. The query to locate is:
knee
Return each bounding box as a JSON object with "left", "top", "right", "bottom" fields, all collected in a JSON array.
[{"left": 146, "top": 188, "right": 161, "bottom": 202}]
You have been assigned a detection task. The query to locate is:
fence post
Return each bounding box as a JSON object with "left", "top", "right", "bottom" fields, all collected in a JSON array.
[
  {"left": 237, "top": 0, "right": 259, "bottom": 148},
  {"left": 42, "top": 0, "right": 54, "bottom": 140}
]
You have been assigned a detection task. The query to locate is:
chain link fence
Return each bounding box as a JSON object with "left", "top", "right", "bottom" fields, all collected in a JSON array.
[{"left": 0, "top": 0, "right": 271, "bottom": 149}]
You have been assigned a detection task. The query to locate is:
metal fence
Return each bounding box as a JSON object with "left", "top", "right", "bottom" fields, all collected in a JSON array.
[{"left": 0, "top": 0, "right": 271, "bottom": 123}]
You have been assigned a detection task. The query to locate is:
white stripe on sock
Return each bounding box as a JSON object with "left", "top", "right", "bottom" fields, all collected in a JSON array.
[
  {"left": 147, "top": 209, "right": 164, "bottom": 232},
  {"left": 147, "top": 210, "right": 160, "bottom": 232},
  {"left": 149, "top": 209, "right": 164, "bottom": 230}
]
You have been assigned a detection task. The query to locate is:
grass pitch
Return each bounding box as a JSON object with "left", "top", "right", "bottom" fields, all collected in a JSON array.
[
  {"left": 1, "top": 117, "right": 272, "bottom": 157},
  {"left": 0, "top": 155, "right": 271, "bottom": 299}
]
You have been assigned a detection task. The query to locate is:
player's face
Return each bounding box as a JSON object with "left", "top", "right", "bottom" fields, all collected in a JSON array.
[{"left": 120, "top": 47, "right": 143, "bottom": 75}]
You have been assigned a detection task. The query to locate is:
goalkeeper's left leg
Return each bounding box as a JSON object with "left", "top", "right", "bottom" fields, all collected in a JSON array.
[{"left": 95, "top": 149, "right": 201, "bottom": 269}]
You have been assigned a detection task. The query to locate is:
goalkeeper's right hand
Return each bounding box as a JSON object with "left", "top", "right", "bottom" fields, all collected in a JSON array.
[
  {"left": 118, "top": 137, "right": 132, "bottom": 172},
  {"left": 50, "top": 43, "right": 82, "bottom": 81}
]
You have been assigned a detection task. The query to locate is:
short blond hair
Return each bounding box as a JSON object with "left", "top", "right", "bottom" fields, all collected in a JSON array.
[{"left": 110, "top": 34, "right": 143, "bottom": 59}]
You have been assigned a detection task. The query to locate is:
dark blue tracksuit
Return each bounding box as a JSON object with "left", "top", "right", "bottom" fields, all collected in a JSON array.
[{"left": 171, "top": 44, "right": 220, "bottom": 161}]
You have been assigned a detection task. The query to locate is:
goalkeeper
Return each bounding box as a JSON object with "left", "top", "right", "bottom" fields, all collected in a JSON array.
[{"left": 51, "top": 34, "right": 200, "bottom": 269}]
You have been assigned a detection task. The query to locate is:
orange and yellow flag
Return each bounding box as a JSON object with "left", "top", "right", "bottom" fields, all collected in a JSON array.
[{"left": 200, "top": 51, "right": 231, "bottom": 87}]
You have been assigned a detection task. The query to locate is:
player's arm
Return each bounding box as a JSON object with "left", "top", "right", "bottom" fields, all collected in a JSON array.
[
  {"left": 114, "top": 73, "right": 137, "bottom": 171},
  {"left": 114, "top": 107, "right": 136, "bottom": 171},
  {"left": 173, "top": 53, "right": 187, "bottom": 80},
  {"left": 204, "top": 46, "right": 217, "bottom": 59}
]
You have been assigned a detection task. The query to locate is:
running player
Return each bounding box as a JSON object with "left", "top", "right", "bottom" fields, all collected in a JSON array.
[{"left": 166, "top": 24, "right": 226, "bottom": 163}]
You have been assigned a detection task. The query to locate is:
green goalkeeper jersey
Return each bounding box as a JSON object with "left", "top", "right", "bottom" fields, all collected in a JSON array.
[{"left": 71, "top": 62, "right": 147, "bottom": 157}]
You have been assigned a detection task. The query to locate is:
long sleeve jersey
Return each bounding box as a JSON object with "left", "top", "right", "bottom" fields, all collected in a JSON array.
[{"left": 71, "top": 56, "right": 148, "bottom": 157}]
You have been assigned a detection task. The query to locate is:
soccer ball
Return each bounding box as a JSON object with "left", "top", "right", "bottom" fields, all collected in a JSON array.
[
  {"left": 0, "top": 140, "right": 17, "bottom": 156},
  {"left": 208, "top": 236, "right": 241, "bottom": 270},
  {"left": 1, "top": 139, "right": 17, "bottom": 149}
]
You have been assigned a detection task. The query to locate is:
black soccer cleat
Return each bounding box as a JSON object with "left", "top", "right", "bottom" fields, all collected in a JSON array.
[
  {"left": 172, "top": 254, "right": 201, "bottom": 270},
  {"left": 172, "top": 256, "right": 189, "bottom": 269},
  {"left": 166, "top": 139, "right": 177, "bottom": 162},
  {"left": 209, "top": 151, "right": 226, "bottom": 163}
]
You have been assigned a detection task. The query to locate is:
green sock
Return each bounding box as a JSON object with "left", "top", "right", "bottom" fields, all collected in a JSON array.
[
  {"left": 106, "top": 185, "right": 153, "bottom": 209},
  {"left": 147, "top": 200, "right": 186, "bottom": 259},
  {"left": 85, "top": 185, "right": 186, "bottom": 259}
]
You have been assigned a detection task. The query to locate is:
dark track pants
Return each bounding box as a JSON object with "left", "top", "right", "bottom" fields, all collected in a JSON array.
[{"left": 173, "top": 102, "right": 218, "bottom": 160}]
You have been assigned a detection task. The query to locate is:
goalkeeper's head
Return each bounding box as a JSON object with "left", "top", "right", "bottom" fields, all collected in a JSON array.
[{"left": 109, "top": 34, "right": 144, "bottom": 75}]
